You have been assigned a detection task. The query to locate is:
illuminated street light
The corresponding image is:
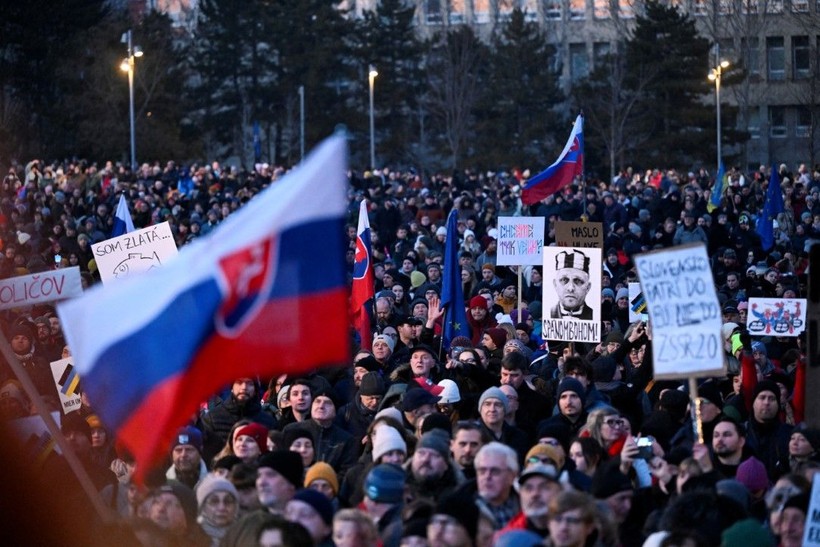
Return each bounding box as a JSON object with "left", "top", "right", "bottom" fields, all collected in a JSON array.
[
  {"left": 121, "top": 30, "right": 143, "bottom": 172},
  {"left": 708, "top": 56, "right": 730, "bottom": 174},
  {"left": 368, "top": 65, "right": 378, "bottom": 169}
]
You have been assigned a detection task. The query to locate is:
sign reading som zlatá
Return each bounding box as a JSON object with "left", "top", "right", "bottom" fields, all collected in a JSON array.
[
  {"left": 0, "top": 267, "right": 83, "bottom": 311},
  {"left": 92, "top": 221, "right": 179, "bottom": 284},
  {"left": 496, "top": 217, "right": 545, "bottom": 266},
  {"left": 634, "top": 244, "right": 724, "bottom": 379}
]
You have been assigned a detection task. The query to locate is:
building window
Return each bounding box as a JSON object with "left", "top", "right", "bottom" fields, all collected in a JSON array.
[
  {"left": 791, "top": 0, "right": 809, "bottom": 10},
  {"left": 523, "top": 0, "right": 540, "bottom": 21},
  {"left": 594, "top": 0, "right": 611, "bottom": 18},
  {"left": 473, "top": 0, "right": 490, "bottom": 23},
  {"left": 769, "top": 106, "right": 786, "bottom": 138},
  {"left": 545, "top": 0, "right": 562, "bottom": 19},
  {"left": 743, "top": 37, "right": 760, "bottom": 75},
  {"left": 748, "top": 109, "right": 760, "bottom": 139},
  {"left": 767, "top": 0, "right": 784, "bottom": 11},
  {"left": 796, "top": 107, "right": 811, "bottom": 137},
  {"left": 741, "top": 0, "right": 759, "bottom": 12},
  {"left": 570, "top": 0, "right": 586, "bottom": 19},
  {"left": 767, "top": 37, "right": 785, "bottom": 81},
  {"left": 693, "top": 0, "right": 707, "bottom": 15},
  {"left": 618, "top": 0, "right": 634, "bottom": 17},
  {"left": 448, "top": 0, "right": 465, "bottom": 24},
  {"left": 497, "top": 0, "right": 515, "bottom": 21},
  {"left": 594, "top": 42, "right": 611, "bottom": 65},
  {"left": 570, "top": 43, "right": 589, "bottom": 82},
  {"left": 718, "top": 0, "right": 734, "bottom": 13},
  {"left": 426, "top": 0, "right": 443, "bottom": 24},
  {"left": 793, "top": 36, "right": 810, "bottom": 79}
]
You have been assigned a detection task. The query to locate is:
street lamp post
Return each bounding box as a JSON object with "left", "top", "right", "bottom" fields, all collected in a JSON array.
[
  {"left": 298, "top": 85, "right": 305, "bottom": 162},
  {"left": 121, "top": 30, "right": 143, "bottom": 172},
  {"left": 368, "top": 65, "right": 378, "bottom": 169},
  {"left": 708, "top": 52, "right": 730, "bottom": 175}
]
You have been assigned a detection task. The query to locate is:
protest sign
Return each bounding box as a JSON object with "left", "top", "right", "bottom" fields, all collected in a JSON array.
[
  {"left": 497, "top": 217, "right": 545, "bottom": 266},
  {"left": 747, "top": 298, "right": 807, "bottom": 337},
  {"left": 803, "top": 476, "right": 820, "bottom": 545},
  {"left": 628, "top": 282, "right": 647, "bottom": 323},
  {"left": 634, "top": 244, "right": 724, "bottom": 378},
  {"left": 50, "top": 358, "right": 82, "bottom": 415},
  {"left": 541, "top": 246, "right": 602, "bottom": 343},
  {"left": 554, "top": 221, "right": 603, "bottom": 248},
  {"left": 8, "top": 412, "right": 63, "bottom": 459},
  {"left": 92, "top": 221, "right": 178, "bottom": 284},
  {"left": 0, "top": 267, "right": 82, "bottom": 311}
]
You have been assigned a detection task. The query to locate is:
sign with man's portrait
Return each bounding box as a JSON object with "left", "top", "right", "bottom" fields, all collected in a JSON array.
[{"left": 541, "top": 246, "right": 602, "bottom": 343}]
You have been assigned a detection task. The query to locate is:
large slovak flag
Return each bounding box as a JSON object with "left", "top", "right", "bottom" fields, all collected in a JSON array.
[
  {"left": 58, "top": 136, "right": 350, "bottom": 477},
  {"left": 522, "top": 115, "right": 584, "bottom": 205},
  {"left": 351, "top": 199, "right": 374, "bottom": 350},
  {"left": 111, "top": 193, "right": 136, "bottom": 238}
]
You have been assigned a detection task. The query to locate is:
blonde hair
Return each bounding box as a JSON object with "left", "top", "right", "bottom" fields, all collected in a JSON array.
[{"left": 333, "top": 509, "right": 378, "bottom": 546}]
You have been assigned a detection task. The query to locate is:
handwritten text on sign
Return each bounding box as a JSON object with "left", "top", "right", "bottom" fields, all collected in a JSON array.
[
  {"left": 497, "top": 217, "right": 545, "bottom": 266},
  {"left": 0, "top": 267, "right": 83, "bottom": 310},
  {"left": 635, "top": 244, "right": 724, "bottom": 378},
  {"left": 92, "top": 221, "right": 178, "bottom": 284},
  {"left": 554, "top": 221, "right": 604, "bottom": 248}
]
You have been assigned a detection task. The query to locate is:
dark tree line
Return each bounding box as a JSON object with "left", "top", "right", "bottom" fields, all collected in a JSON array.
[{"left": 0, "top": 1, "right": 738, "bottom": 175}]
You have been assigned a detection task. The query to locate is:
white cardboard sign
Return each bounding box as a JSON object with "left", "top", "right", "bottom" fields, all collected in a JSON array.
[
  {"left": 634, "top": 244, "right": 724, "bottom": 379},
  {"left": 541, "top": 246, "right": 602, "bottom": 343},
  {"left": 497, "top": 216, "right": 545, "bottom": 266},
  {"left": 50, "top": 358, "right": 82, "bottom": 415},
  {"left": 92, "top": 221, "right": 178, "bottom": 284},
  {"left": 0, "top": 267, "right": 83, "bottom": 310}
]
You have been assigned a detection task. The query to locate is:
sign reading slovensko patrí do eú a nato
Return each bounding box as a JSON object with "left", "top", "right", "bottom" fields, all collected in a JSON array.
[
  {"left": 634, "top": 244, "right": 724, "bottom": 379},
  {"left": 497, "top": 216, "right": 545, "bottom": 266}
]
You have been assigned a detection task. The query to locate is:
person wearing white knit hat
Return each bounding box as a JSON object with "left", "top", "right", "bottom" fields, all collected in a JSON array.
[
  {"left": 196, "top": 473, "right": 239, "bottom": 546},
  {"left": 372, "top": 425, "right": 407, "bottom": 466}
]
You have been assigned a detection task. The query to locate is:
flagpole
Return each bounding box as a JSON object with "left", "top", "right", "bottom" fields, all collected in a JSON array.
[{"left": 0, "top": 336, "right": 113, "bottom": 522}]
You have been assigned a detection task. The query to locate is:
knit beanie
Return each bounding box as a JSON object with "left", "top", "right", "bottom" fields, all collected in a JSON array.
[
  {"left": 697, "top": 381, "right": 724, "bottom": 408},
  {"left": 364, "top": 463, "right": 405, "bottom": 504},
  {"left": 372, "top": 425, "right": 407, "bottom": 462},
  {"left": 354, "top": 355, "right": 381, "bottom": 373},
  {"left": 591, "top": 356, "right": 618, "bottom": 383},
  {"left": 234, "top": 422, "right": 270, "bottom": 454},
  {"left": 783, "top": 492, "right": 810, "bottom": 514},
  {"left": 304, "top": 462, "right": 339, "bottom": 496},
  {"left": 257, "top": 451, "right": 304, "bottom": 488},
  {"left": 535, "top": 422, "right": 572, "bottom": 453},
  {"left": 604, "top": 331, "right": 624, "bottom": 345},
  {"left": 435, "top": 494, "right": 479, "bottom": 544},
  {"left": 282, "top": 425, "right": 314, "bottom": 451},
  {"left": 418, "top": 429, "right": 450, "bottom": 459},
  {"left": 420, "top": 412, "right": 452, "bottom": 437},
  {"left": 469, "top": 295, "right": 487, "bottom": 309},
  {"left": 478, "top": 386, "right": 509, "bottom": 414},
  {"left": 751, "top": 341, "right": 767, "bottom": 355},
  {"left": 792, "top": 424, "right": 820, "bottom": 453},
  {"left": 437, "top": 379, "right": 461, "bottom": 404},
  {"left": 485, "top": 328, "right": 507, "bottom": 349},
  {"left": 360, "top": 372, "right": 386, "bottom": 397},
  {"left": 615, "top": 287, "right": 628, "bottom": 301},
  {"left": 410, "top": 270, "right": 427, "bottom": 289},
  {"left": 292, "top": 488, "right": 334, "bottom": 526},
  {"left": 156, "top": 481, "right": 197, "bottom": 526},
  {"left": 173, "top": 426, "right": 204, "bottom": 455},
  {"left": 61, "top": 412, "right": 92, "bottom": 442},
  {"left": 720, "top": 518, "right": 773, "bottom": 547},
  {"left": 525, "top": 443, "right": 565, "bottom": 469},
  {"left": 591, "top": 462, "right": 633, "bottom": 499},
  {"left": 373, "top": 334, "right": 396, "bottom": 353},
  {"left": 196, "top": 474, "right": 238, "bottom": 510},
  {"left": 557, "top": 377, "right": 586, "bottom": 404},
  {"left": 735, "top": 457, "right": 769, "bottom": 493},
  {"left": 753, "top": 380, "right": 780, "bottom": 407}
]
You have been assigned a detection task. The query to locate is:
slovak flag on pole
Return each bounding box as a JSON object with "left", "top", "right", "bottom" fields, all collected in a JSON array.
[
  {"left": 351, "top": 199, "right": 374, "bottom": 350},
  {"left": 521, "top": 114, "right": 584, "bottom": 205},
  {"left": 58, "top": 136, "right": 350, "bottom": 478},
  {"left": 111, "top": 193, "right": 136, "bottom": 238}
]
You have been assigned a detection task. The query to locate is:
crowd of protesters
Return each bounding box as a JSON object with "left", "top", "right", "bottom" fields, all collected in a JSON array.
[{"left": 0, "top": 156, "right": 819, "bottom": 546}]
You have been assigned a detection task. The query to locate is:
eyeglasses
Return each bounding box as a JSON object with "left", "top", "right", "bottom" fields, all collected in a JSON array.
[{"left": 604, "top": 418, "right": 625, "bottom": 428}]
